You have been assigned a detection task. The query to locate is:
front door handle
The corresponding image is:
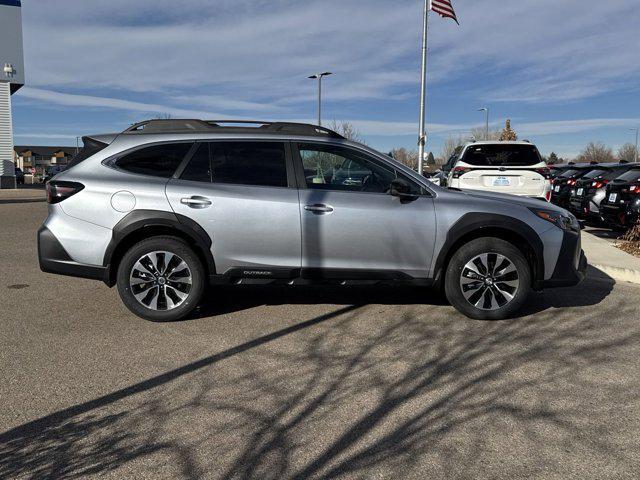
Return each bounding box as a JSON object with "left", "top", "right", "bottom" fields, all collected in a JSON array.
[
  {"left": 304, "top": 204, "right": 334, "bottom": 214},
  {"left": 180, "top": 196, "right": 212, "bottom": 209}
]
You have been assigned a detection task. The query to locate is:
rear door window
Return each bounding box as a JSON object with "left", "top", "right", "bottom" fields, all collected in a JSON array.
[
  {"left": 180, "top": 143, "right": 212, "bottom": 183},
  {"left": 116, "top": 143, "right": 193, "bottom": 178},
  {"left": 177, "top": 141, "right": 289, "bottom": 187},
  {"left": 461, "top": 144, "right": 542, "bottom": 167},
  {"left": 211, "top": 142, "right": 288, "bottom": 187}
]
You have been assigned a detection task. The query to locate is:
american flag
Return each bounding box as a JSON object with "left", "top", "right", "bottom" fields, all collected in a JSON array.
[{"left": 430, "top": 0, "right": 459, "bottom": 24}]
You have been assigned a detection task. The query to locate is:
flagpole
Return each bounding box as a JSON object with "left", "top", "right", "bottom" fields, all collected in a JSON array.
[{"left": 417, "top": 0, "right": 430, "bottom": 175}]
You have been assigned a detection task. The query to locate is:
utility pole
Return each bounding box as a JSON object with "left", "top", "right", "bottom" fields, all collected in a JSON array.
[
  {"left": 417, "top": 0, "right": 429, "bottom": 176},
  {"left": 478, "top": 107, "right": 489, "bottom": 140},
  {"left": 631, "top": 128, "right": 639, "bottom": 163},
  {"left": 308, "top": 72, "right": 332, "bottom": 126}
]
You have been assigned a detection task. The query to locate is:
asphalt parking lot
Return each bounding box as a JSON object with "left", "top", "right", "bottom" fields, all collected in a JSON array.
[{"left": 1, "top": 202, "right": 640, "bottom": 479}]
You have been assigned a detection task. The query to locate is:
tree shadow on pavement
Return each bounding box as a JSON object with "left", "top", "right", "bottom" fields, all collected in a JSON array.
[{"left": 1, "top": 272, "right": 633, "bottom": 479}]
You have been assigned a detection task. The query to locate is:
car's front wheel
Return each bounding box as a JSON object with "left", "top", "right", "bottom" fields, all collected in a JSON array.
[
  {"left": 117, "top": 236, "right": 205, "bottom": 322},
  {"left": 445, "top": 237, "right": 531, "bottom": 320}
]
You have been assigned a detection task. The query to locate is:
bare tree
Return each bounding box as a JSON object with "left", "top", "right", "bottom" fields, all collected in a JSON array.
[
  {"left": 576, "top": 142, "right": 615, "bottom": 164},
  {"left": 618, "top": 143, "right": 639, "bottom": 163},
  {"left": 389, "top": 148, "right": 419, "bottom": 170},
  {"left": 440, "top": 134, "right": 469, "bottom": 162},
  {"left": 328, "top": 120, "right": 366, "bottom": 144},
  {"left": 470, "top": 127, "right": 501, "bottom": 141}
]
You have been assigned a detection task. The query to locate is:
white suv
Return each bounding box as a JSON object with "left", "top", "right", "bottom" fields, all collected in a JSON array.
[{"left": 447, "top": 141, "right": 551, "bottom": 201}]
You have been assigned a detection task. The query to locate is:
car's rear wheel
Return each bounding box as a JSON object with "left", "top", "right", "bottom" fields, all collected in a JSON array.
[
  {"left": 445, "top": 237, "right": 531, "bottom": 320},
  {"left": 117, "top": 236, "right": 205, "bottom": 322}
]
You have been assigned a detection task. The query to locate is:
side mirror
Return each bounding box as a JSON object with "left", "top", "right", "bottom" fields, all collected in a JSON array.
[{"left": 390, "top": 178, "right": 418, "bottom": 202}]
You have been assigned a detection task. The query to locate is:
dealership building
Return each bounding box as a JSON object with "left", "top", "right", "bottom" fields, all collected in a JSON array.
[{"left": 0, "top": 0, "right": 25, "bottom": 189}]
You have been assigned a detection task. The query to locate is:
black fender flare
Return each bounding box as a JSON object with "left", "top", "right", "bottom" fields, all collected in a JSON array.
[
  {"left": 103, "top": 210, "right": 215, "bottom": 286},
  {"left": 433, "top": 212, "right": 545, "bottom": 289}
]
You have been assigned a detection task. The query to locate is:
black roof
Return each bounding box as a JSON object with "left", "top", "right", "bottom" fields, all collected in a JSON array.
[
  {"left": 123, "top": 119, "right": 345, "bottom": 139},
  {"left": 14, "top": 146, "right": 76, "bottom": 156}
]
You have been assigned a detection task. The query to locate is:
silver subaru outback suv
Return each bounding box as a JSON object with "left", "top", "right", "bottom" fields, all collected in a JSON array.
[{"left": 38, "top": 119, "right": 586, "bottom": 321}]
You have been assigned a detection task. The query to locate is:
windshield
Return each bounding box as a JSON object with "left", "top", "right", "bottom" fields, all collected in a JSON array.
[
  {"left": 560, "top": 169, "right": 580, "bottom": 178},
  {"left": 582, "top": 169, "right": 607, "bottom": 180},
  {"left": 615, "top": 169, "right": 640, "bottom": 183},
  {"left": 602, "top": 167, "right": 632, "bottom": 180},
  {"left": 460, "top": 144, "right": 542, "bottom": 167}
]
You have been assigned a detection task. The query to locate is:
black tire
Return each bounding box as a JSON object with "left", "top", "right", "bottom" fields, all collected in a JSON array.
[
  {"left": 117, "top": 236, "right": 206, "bottom": 322},
  {"left": 444, "top": 237, "right": 531, "bottom": 320}
]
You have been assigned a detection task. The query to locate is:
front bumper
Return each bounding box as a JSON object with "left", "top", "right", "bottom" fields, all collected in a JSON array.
[
  {"left": 542, "top": 230, "right": 587, "bottom": 288},
  {"left": 38, "top": 226, "right": 108, "bottom": 282}
]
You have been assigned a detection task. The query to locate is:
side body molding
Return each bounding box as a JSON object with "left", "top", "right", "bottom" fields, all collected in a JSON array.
[{"left": 102, "top": 209, "right": 215, "bottom": 286}]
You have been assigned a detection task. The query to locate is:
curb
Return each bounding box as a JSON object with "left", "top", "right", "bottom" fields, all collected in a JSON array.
[
  {"left": 590, "top": 264, "right": 640, "bottom": 285},
  {"left": 0, "top": 197, "right": 46, "bottom": 205}
]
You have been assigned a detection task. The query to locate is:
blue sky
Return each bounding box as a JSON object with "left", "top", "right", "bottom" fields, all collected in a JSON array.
[{"left": 10, "top": 0, "right": 640, "bottom": 159}]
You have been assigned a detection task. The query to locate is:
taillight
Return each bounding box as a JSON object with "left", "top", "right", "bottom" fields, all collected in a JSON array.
[
  {"left": 630, "top": 185, "right": 640, "bottom": 194},
  {"left": 452, "top": 167, "right": 470, "bottom": 179},
  {"left": 545, "top": 190, "right": 552, "bottom": 202},
  {"left": 46, "top": 181, "right": 84, "bottom": 204},
  {"left": 534, "top": 167, "right": 551, "bottom": 179},
  {"left": 567, "top": 179, "right": 576, "bottom": 186}
]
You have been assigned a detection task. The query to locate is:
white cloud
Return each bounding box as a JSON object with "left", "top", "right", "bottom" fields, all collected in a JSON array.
[
  {"left": 20, "top": 0, "right": 637, "bottom": 107},
  {"left": 17, "top": 87, "right": 226, "bottom": 119}
]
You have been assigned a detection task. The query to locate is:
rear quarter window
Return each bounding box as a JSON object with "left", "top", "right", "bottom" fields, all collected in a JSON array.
[
  {"left": 115, "top": 143, "right": 193, "bottom": 178},
  {"left": 460, "top": 144, "right": 542, "bottom": 167}
]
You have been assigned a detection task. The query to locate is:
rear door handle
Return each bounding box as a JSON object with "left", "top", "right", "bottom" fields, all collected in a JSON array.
[
  {"left": 180, "top": 196, "right": 212, "bottom": 209},
  {"left": 304, "top": 204, "right": 334, "bottom": 214}
]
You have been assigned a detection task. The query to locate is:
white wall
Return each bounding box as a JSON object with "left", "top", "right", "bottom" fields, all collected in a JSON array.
[{"left": 0, "top": 82, "right": 15, "bottom": 180}]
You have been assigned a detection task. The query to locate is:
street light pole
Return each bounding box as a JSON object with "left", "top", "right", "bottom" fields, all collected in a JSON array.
[
  {"left": 478, "top": 108, "right": 489, "bottom": 140},
  {"left": 417, "top": 0, "right": 429, "bottom": 176},
  {"left": 308, "top": 72, "right": 332, "bottom": 126},
  {"left": 631, "top": 128, "right": 639, "bottom": 163},
  {"left": 75, "top": 136, "right": 81, "bottom": 155}
]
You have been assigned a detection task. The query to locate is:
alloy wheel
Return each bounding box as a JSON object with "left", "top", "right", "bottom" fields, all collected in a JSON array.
[
  {"left": 459, "top": 253, "right": 520, "bottom": 311},
  {"left": 129, "top": 251, "right": 192, "bottom": 311}
]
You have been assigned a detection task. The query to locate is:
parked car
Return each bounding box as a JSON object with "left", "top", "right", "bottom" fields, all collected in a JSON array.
[
  {"left": 549, "top": 164, "right": 574, "bottom": 180},
  {"left": 42, "top": 165, "right": 66, "bottom": 183},
  {"left": 568, "top": 163, "right": 636, "bottom": 222},
  {"left": 550, "top": 165, "right": 596, "bottom": 209},
  {"left": 447, "top": 141, "right": 551, "bottom": 201},
  {"left": 38, "top": 119, "right": 585, "bottom": 322},
  {"left": 424, "top": 170, "right": 446, "bottom": 186},
  {"left": 14, "top": 167, "right": 25, "bottom": 185},
  {"left": 599, "top": 166, "right": 640, "bottom": 229}
]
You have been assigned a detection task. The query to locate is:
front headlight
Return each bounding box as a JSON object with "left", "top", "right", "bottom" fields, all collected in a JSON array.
[{"left": 530, "top": 209, "right": 579, "bottom": 232}]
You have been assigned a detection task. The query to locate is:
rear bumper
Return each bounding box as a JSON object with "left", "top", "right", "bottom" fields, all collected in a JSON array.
[
  {"left": 542, "top": 230, "right": 587, "bottom": 288},
  {"left": 38, "top": 225, "right": 108, "bottom": 282},
  {"left": 601, "top": 203, "right": 640, "bottom": 228}
]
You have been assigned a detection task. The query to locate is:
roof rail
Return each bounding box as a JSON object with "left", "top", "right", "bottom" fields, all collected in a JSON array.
[
  {"left": 124, "top": 119, "right": 217, "bottom": 133},
  {"left": 122, "top": 119, "right": 345, "bottom": 139}
]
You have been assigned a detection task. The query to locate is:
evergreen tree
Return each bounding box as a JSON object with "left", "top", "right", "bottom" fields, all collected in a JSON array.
[{"left": 499, "top": 119, "right": 518, "bottom": 141}]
